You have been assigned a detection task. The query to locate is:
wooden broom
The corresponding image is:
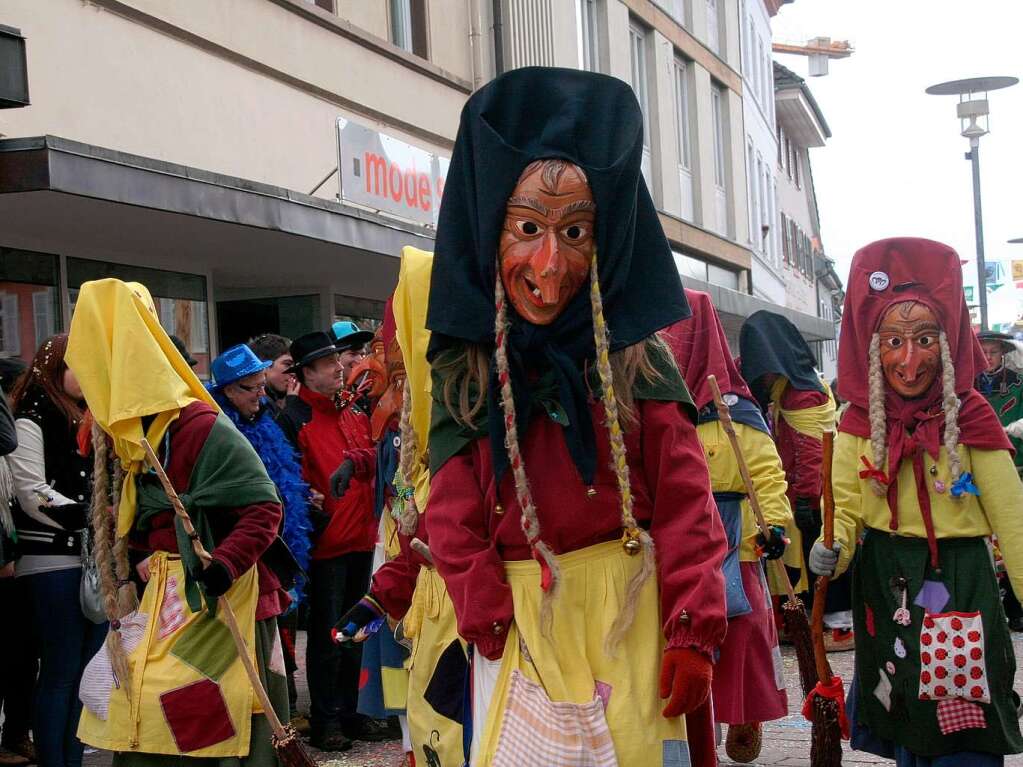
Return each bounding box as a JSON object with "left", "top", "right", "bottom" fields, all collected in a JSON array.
[
  {"left": 707, "top": 376, "right": 817, "bottom": 697},
  {"left": 141, "top": 439, "right": 317, "bottom": 767},
  {"left": 807, "top": 430, "right": 845, "bottom": 766}
]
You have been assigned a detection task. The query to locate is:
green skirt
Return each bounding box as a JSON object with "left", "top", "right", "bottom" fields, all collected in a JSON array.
[
  {"left": 112, "top": 617, "right": 289, "bottom": 767},
  {"left": 852, "top": 529, "right": 1023, "bottom": 757}
]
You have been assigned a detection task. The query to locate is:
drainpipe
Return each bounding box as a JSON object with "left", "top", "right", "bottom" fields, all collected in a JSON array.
[
  {"left": 492, "top": 0, "right": 505, "bottom": 76},
  {"left": 466, "top": 0, "right": 484, "bottom": 89}
]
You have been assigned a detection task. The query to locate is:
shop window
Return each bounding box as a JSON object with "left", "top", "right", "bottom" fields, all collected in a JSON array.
[
  {"left": 707, "top": 262, "right": 739, "bottom": 291},
  {"left": 0, "top": 248, "right": 60, "bottom": 364},
  {"left": 390, "top": 0, "right": 429, "bottom": 58},
  {"left": 67, "top": 258, "right": 210, "bottom": 378},
  {"left": 671, "top": 250, "right": 707, "bottom": 283},
  {"left": 578, "top": 0, "right": 601, "bottom": 72}
]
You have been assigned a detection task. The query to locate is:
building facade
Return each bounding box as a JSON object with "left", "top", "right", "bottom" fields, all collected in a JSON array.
[
  {"left": 773, "top": 60, "right": 841, "bottom": 380},
  {"left": 0, "top": 0, "right": 832, "bottom": 372}
]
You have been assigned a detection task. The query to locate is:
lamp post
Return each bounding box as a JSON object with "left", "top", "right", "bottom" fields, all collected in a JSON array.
[{"left": 926, "top": 76, "right": 1018, "bottom": 331}]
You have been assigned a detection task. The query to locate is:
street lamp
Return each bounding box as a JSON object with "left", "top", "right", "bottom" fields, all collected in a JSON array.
[{"left": 926, "top": 76, "right": 1018, "bottom": 331}]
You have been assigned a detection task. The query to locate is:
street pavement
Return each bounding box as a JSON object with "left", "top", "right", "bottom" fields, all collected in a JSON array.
[{"left": 83, "top": 631, "right": 1023, "bottom": 767}]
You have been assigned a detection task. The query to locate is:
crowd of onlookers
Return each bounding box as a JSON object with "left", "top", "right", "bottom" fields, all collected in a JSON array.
[{"left": 0, "top": 321, "right": 391, "bottom": 767}]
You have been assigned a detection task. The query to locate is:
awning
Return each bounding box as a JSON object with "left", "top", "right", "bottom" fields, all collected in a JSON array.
[{"left": 0, "top": 135, "right": 435, "bottom": 300}]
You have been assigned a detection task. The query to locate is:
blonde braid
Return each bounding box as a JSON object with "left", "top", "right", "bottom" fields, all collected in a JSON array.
[
  {"left": 493, "top": 274, "right": 561, "bottom": 633},
  {"left": 396, "top": 376, "right": 419, "bottom": 536},
  {"left": 90, "top": 423, "right": 132, "bottom": 691},
  {"left": 867, "top": 333, "right": 888, "bottom": 496},
  {"left": 939, "top": 332, "right": 963, "bottom": 483},
  {"left": 590, "top": 257, "right": 657, "bottom": 655}
]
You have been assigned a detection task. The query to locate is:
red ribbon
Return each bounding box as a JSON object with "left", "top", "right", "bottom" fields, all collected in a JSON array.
[
  {"left": 533, "top": 547, "right": 554, "bottom": 592},
  {"left": 801, "top": 675, "right": 850, "bottom": 740},
  {"left": 858, "top": 455, "right": 890, "bottom": 485}
]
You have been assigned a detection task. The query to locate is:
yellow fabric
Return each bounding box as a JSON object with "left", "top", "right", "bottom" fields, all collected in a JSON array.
[
  {"left": 393, "top": 247, "right": 434, "bottom": 514},
  {"left": 771, "top": 377, "right": 836, "bottom": 440},
  {"left": 382, "top": 501, "right": 402, "bottom": 561},
  {"left": 477, "top": 541, "right": 685, "bottom": 767},
  {"left": 827, "top": 432, "right": 1023, "bottom": 598},
  {"left": 78, "top": 553, "right": 259, "bottom": 756},
  {"left": 698, "top": 420, "right": 793, "bottom": 562},
  {"left": 65, "top": 279, "right": 216, "bottom": 536},
  {"left": 405, "top": 566, "right": 463, "bottom": 767}
]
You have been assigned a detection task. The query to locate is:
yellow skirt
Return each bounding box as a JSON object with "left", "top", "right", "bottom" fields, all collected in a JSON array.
[
  {"left": 405, "top": 566, "right": 465, "bottom": 767},
  {"left": 78, "top": 552, "right": 260, "bottom": 757},
  {"left": 475, "top": 541, "right": 686, "bottom": 767}
]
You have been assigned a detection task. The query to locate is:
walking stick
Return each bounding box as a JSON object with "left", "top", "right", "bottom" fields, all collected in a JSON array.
[
  {"left": 140, "top": 439, "right": 316, "bottom": 767},
  {"left": 707, "top": 375, "right": 817, "bottom": 697},
  {"left": 806, "top": 430, "right": 845, "bottom": 766}
]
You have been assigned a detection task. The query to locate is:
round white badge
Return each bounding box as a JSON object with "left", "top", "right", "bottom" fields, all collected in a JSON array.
[
  {"left": 868, "top": 271, "right": 890, "bottom": 291},
  {"left": 723, "top": 394, "right": 739, "bottom": 407}
]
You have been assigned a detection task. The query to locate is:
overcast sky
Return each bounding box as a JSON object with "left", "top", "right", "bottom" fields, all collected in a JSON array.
[{"left": 770, "top": 0, "right": 1023, "bottom": 315}]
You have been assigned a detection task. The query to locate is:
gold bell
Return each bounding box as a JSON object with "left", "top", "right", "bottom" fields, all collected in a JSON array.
[
  {"left": 622, "top": 528, "right": 642, "bottom": 555},
  {"left": 494, "top": 503, "right": 504, "bottom": 515},
  {"left": 586, "top": 487, "right": 597, "bottom": 498}
]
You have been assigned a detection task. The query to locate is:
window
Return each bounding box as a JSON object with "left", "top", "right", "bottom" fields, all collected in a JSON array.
[
  {"left": 754, "top": 155, "right": 764, "bottom": 251},
  {"left": 629, "top": 22, "right": 653, "bottom": 185},
  {"left": 706, "top": 0, "right": 720, "bottom": 54},
  {"left": 390, "top": 0, "right": 428, "bottom": 58},
  {"left": 672, "top": 251, "right": 708, "bottom": 282},
  {"left": 656, "top": 0, "right": 687, "bottom": 26},
  {"left": 708, "top": 262, "right": 739, "bottom": 290},
  {"left": 755, "top": 37, "right": 764, "bottom": 105},
  {"left": 0, "top": 247, "right": 60, "bottom": 363},
  {"left": 311, "top": 0, "right": 335, "bottom": 11},
  {"left": 578, "top": 0, "right": 601, "bottom": 72},
  {"left": 67, "top": 258, "right": 211, "bottom": 377},
  {"left": 711, "top": 87, "right": 726, "bottom": 188},
  {"left": 746, "top": 141, "right": 756, "bottom": 244},
  {"left": 793, "top": 146, "right": 801, "bottom": 188},
  {"left": 673, "top": 58, "right": 692, "bottom": 170}
]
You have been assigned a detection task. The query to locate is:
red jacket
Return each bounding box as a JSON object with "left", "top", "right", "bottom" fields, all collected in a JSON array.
[
  {"left": 278, "top": 387, "right": 376, "bottom": 559},
  {"left": 132, "top": 402, "right": 285, "bottom": 621},
  {"left": 428, "top": 398, "right": 728, "bottom": 660},
  {"left": 775, "top": 386, "right": 828, "bottom": 503}
]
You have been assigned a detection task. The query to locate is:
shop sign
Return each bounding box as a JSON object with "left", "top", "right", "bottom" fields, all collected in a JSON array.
[
  {"left": 336, "top": 117, "right": 449, "bottom": 227},
  {"left": 1012, "top": 260, "right": 1023, "bottom": 282}
]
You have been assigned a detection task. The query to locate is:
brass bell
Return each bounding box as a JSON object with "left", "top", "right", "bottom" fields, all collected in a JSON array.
[
  {"left": 586, "top": 487, "right": 597, "bottom": 498},
  {"left": 623, "top": 538, "right": 642, "bottom": 555},
  {"left": 495, "top": 503, "right": 504, "bottom": 515}
]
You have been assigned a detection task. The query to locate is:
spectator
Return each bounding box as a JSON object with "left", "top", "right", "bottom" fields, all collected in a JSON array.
[
  {"left": 168, "top": 334, "right": 198, "bottom": 368},
  {"left": 277, "top": 332, "right": 382, "bottom": 750},
  {"left": 0, "top": 359, "right": 27, "bottom": 396},
  {"left": 8, "top": 335, "right": 104, "bottom": 767},
  {"left": 330, "top": 321, "right": 373, "bottom": 384},
  {"left": 249, "top": 333, "right": 298, "bottom": 412},
  {"left": 208, "top": 343, "right": 314, "bottom": 723}
]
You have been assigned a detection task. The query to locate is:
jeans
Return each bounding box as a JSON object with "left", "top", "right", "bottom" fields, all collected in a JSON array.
[
  {"left": 306, "top": 551, "right": 372, "bottom": 736},
  {"left": 23, "top": 568, "right": 107, "bottom": 767},
  {"left": 0, "top": 576, "right": 37, "bottom": 745}
]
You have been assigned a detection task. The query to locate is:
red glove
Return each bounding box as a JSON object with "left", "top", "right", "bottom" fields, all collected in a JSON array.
[{"left": 659, "top": 647, "right": 712, "bottom": 718}]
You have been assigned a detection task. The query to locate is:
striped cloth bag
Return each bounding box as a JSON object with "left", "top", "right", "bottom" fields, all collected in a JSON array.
[{"left": 492, "top": 669, "right": 618, "bottom": 767}]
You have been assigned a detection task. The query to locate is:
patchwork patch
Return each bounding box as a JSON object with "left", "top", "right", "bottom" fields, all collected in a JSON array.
[
  {"left": 873, "top": 669, "right": 893, "bottom": 712},
  {"left": 381, "top": 665, "right": 410, "bottom": 710},
  {"left": 594, "top": 680, "right": 612, "bottom": 711},
  {"left": 936, "top": 698, "right": 987, "bottom": 735},
  {"left": 158, "top": 575, "right": 186, "bottom": 639},
  {"left": 865, "top": 604, "right": 876, "bottom": 637},
  {"left": 79, "top": 611, "right": 149, "bottom": 719},
  {"left": 914, "top": 580, "right": 951, "bottom": 614},
  {"left": 424, "top": 640, "right": 468, "bottom": 724},
  {"left": 170, "top": 614, "right": 237, "bottom": 681},
  {"left": 662, "top": 739, "right": 692, "bottom": 767},
  {"left": 919, "top": 611, "right": 989, "bottom": 703},
  {"left": 159, "top": 678, "right": 236, "bottom": 752},
  {"left": 268, "top": 629, "right": 286, "bottom": 677}
]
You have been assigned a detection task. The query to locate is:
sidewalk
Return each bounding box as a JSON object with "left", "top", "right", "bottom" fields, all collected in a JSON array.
[{"left": 84, "top": 632, "right": 1023, "bottom": 767}]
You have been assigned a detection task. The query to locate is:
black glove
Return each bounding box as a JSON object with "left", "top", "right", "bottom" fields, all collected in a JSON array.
[
  {"left": 331, "top": 595, "right": 384, "bottom": 643},
  {"left": 330, "top": 458, "right": 355, "bottom": 499},
  {"left": 755, "top": 525, "right": 788, "bottom": 560},
  {"left": 793, "top": 497, "right": 820, "bottom": 536},
  {"left": 47, "top": 502, "right": 89, "bottom": 531},
  {"left": 308, "top": 507, "right": 330, "bottom": 538},
  {"left": 197, "top": 560, "right": 233, "bottom": 599}
]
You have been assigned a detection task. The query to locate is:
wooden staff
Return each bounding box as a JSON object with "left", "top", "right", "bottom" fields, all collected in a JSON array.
[
  {"left": 140, "top": 439, "right": 315, "bottom": 767},
  {"left": 707, "top": 375, "right": 817, "bottom": 696}
]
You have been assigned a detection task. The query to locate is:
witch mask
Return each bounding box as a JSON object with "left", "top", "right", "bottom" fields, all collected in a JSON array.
[
  {"left": 370, "top": 333, "right": 406, "bottom": 441},
  {"left": 878, "top": 301, "right": 941, "bottom": 399},
  {"left": 499, "top": 159, "right": 595, "bottom": 326}
]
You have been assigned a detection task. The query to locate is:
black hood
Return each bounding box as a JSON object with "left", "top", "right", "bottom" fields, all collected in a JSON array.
[{"left": 739, "top": 310, "right": 823, "bottom": 406}]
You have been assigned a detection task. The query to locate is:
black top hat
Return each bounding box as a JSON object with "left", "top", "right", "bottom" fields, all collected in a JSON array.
[
  {"left": 977, "top": 330, "right": 1016, "bottom": 351},
  {"left": 288, "top": 332, "right": 339, "bottom": 373}
]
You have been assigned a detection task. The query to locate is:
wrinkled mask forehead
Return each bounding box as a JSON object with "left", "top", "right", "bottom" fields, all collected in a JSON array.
[{"left": 877, "top": 300, "right": 942, "bottom": 399}]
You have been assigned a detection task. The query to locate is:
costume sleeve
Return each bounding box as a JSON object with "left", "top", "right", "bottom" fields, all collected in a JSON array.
[
  {"left": 641, "top": 400, "right": 728, "bottom": 656},
  {"left": 828, "top": 431, "right": 864, "bottom": 577},
  {"left": 974, "top": 447, "right": 1023, "bottom": 598},
  {"left": 346, "top": 447, "right": 376, "bottom": 481},
  {"left": 427, "top": 449, "right": 514, "bottom": 660},
  {"left": 371, "top": 535, "right": 429, "bottom": 619},
  {"left": 211, "top": 500, "right": 283, "bottom": 580},
  {"left": 737, "top": 423, "right": 792, "bottom": 531}
]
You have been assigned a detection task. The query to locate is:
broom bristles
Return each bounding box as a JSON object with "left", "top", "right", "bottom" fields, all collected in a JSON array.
[
  {"left": 272, "top": 725, "right": 317, "bottom": 767},
  {"left": 782, "top": 598, "right": 818, "bottom": 698},
  {"left": 810, "top": 695, "right": 844, "bottom": 767}
]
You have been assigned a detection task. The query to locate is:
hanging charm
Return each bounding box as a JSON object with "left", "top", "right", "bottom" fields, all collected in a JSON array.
[
  {"left": 934, "top": 479, "right": 946, "bottom": 494},
  {"left": 892, "top": 575, "right": 912, "bottom": 625},
  {"left": 621, "top": 526, "right": 642, "bottom": 555}
]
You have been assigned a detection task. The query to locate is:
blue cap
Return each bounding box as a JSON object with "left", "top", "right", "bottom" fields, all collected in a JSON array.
[
  {"left": 210, "top": 344, "right": 272, "bottom": 389},
  {"left": 331, "top": 321, "right": 374, "bottom": 351}
]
